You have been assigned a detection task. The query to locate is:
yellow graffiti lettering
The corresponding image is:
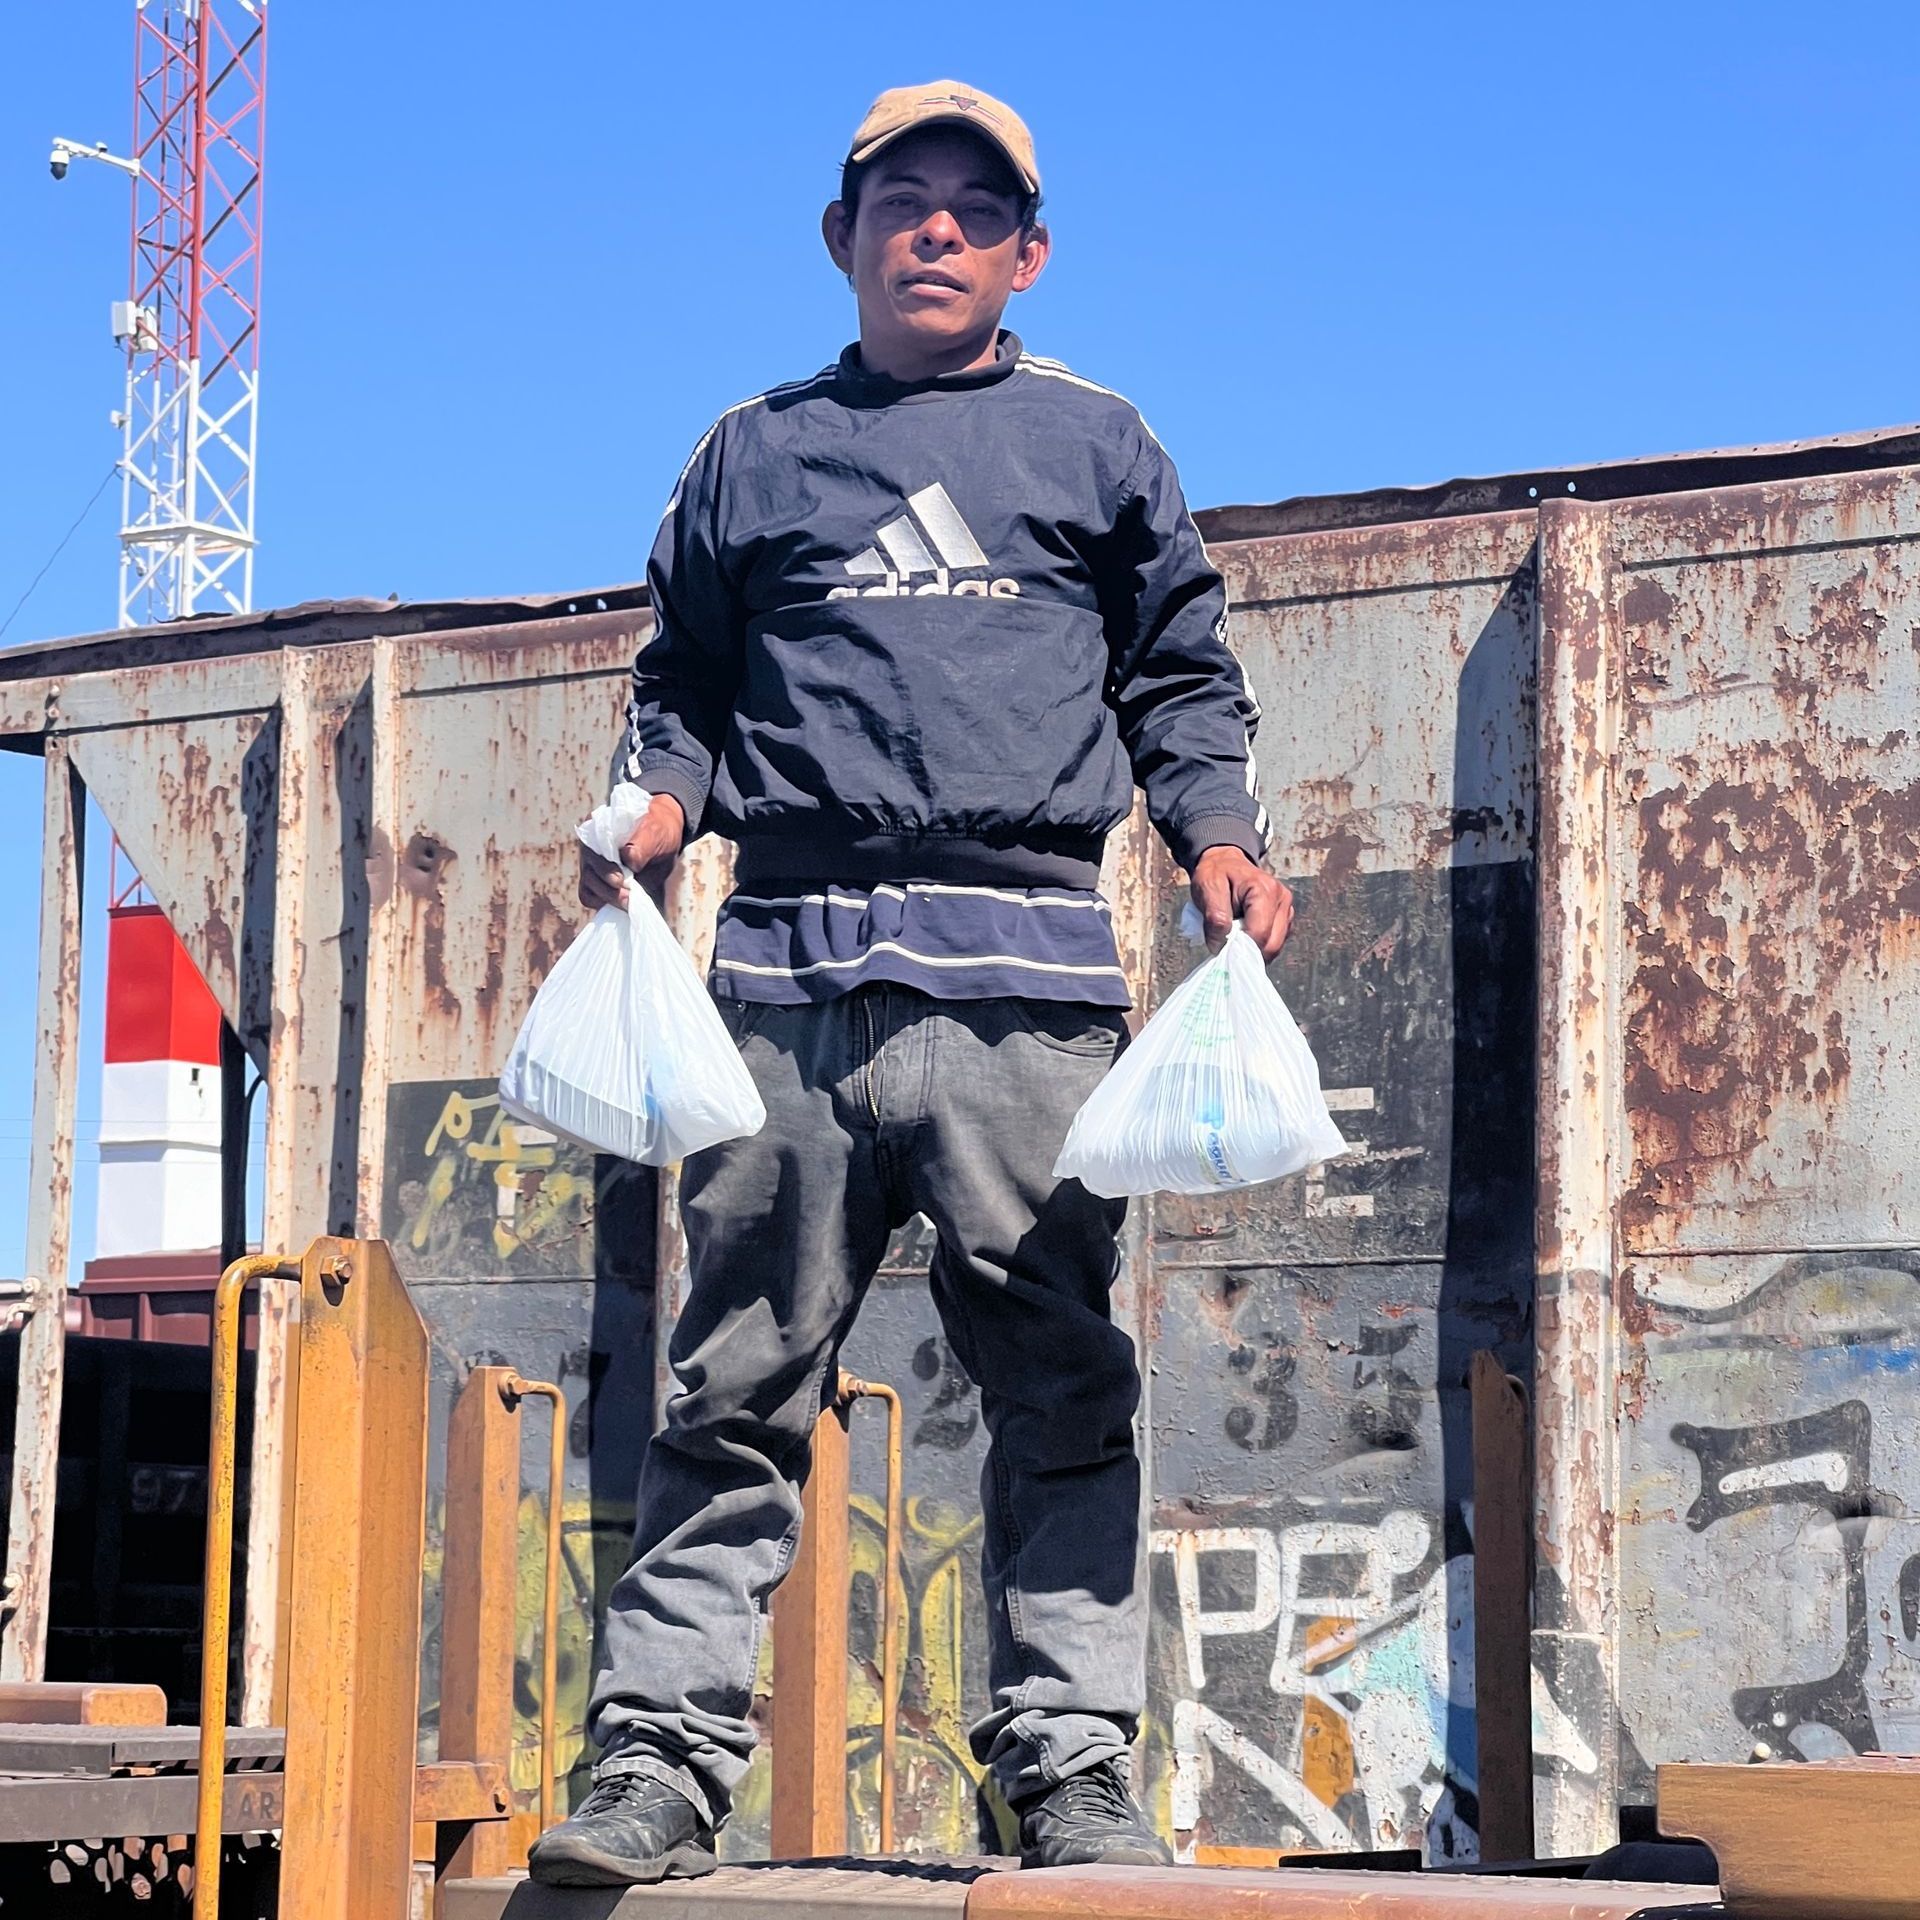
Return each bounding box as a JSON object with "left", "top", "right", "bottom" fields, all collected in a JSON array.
[
  {"left": 424, "top": 1087, "right": 497, "bottom": 1157},
  {"left": 468, "top": 1105, "right": 556, "bottom": 1169},
  {"left": 407, "top": 1152, "right": 456, "bottom": 1253}
]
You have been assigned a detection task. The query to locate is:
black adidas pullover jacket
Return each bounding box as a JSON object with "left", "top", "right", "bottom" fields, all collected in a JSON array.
[{"left": 621, "top": 334, "right": 1268, "bottom": 891}]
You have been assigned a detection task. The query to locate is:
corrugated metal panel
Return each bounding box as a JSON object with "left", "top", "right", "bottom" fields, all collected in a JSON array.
[
  {"left": 1139, "top": 510, "right": 1540, "bottom": 1861},
  {"left": 4, "top": 431, "right": 1915, "bottom": 1867},
  {"left": 1594, "top": 467, "right": 1920, "bottom": 1804},
  {"left": 354, "top": 615, "right": 651, "bottom": 1803}
]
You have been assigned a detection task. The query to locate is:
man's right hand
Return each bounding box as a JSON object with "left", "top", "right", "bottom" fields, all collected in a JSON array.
[{"left": 577, "top": 792, "right": 688, "bottom": 913}]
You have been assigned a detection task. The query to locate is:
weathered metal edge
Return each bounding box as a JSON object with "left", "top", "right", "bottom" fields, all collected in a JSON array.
[
  {"left": 1194, "top": 422, "right": 1920, "bottom": 542},
  {"left": 0, "top": 1768, "right": 283, "bottom": 1845},
  {"left": 9, "top": 426, "right": 1917, "bottom": 684},
  {"left": 0, "top": 585, "right": 652, "bottom": 686}
]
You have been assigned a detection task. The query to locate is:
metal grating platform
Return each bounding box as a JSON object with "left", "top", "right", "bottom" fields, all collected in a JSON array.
[
  {"left": 439, "top": 1862, "right": 1723, "bottom": 1920},
  {"left": 442, "top": 1859, "right": 999, "bottom": 1919}
]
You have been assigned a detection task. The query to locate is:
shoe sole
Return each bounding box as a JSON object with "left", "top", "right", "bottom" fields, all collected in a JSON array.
[
  {"left": 527, "top": 1838, "right": 719, "bottom": 1888},
  {"left": 1019, "top": 1843, "right": 1174, "bottom": 1870}
]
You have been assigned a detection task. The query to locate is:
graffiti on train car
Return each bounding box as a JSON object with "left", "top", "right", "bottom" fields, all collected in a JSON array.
[
  {"left": 1620, "top": 1249, "right": 1920, "bottom": 1784},
  {"left": 383, "top": 1078, "right": 596, "bottom": 1276},
  {"left": 1145, "top": 1515, "right": 1598, "bottom": 1861},
  {"left": 421, "top": 1480, "right": 626, "bottom": 1802},
  {"left": 719, "top": 1477, "right": 1006, "bottom": 1860},
  {"left": 1138, "top": 837, "right": 1544, "bottom": 1860}
]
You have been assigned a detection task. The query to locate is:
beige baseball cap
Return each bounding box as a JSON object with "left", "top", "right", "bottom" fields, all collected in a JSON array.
[{"left": 846, "top": 80, "right": 1040, "bottom": 198}]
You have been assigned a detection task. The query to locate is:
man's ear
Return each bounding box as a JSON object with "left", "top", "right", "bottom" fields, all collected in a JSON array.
[
  {"left": 822, "top": 201, "right": 856, "bottom": 276},
  {"left": 1010, "top": 222, "right": 1051, "bottom": 294}
]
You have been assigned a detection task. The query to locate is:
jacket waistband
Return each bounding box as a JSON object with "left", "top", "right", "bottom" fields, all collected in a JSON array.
[{"left": 734, "top": 831, "right": 1105, "bottom": 891}]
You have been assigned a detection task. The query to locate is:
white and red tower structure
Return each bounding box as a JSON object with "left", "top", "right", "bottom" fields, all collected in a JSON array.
[
  {"left": 95, "top": 853, "right": 226, "bottom": 1259},
  {"left": 117, "top": 0, "right": 267, "bottom": 627}
]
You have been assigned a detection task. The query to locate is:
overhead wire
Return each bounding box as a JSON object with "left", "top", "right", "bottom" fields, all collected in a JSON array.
[{"left": 0, "top": 463, "right": 120, "bottom": 644}]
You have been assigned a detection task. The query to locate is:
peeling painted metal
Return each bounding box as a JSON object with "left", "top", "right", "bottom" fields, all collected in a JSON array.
[
  {"left": 1599, "top": 467, "right": 1920, "bottom": 1813},
  {"left": 0, "top": 743, "right": 85, "bottom": 1681},
  {"left": 1147, "top": 505, "right": 1539, "bottom": 1863},
  {"left": 2, "top": 439, "right": 1916, "bottom": 1862},
  {"left": 1531, "top": 500, "right": 1625, "bottom": 1855}
]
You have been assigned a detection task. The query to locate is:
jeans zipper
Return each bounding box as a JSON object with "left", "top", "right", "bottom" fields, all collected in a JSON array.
[{"left": 862, "top": 987, "right": 882, "bottom": 1123}]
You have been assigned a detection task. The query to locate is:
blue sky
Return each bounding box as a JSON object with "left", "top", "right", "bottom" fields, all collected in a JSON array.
[{"left": 0, "top": 1, "right": 1916, "bottom": 1271}]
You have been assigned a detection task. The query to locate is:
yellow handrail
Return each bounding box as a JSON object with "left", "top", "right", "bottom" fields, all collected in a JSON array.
[
  {"left": 837, "top": 1372, "right": 904, "bottom": 1853},
  {"left": 194, "top": 1251, "right": 300, "bottom": 1920},
  {"left": 504, "top": 1374, "right": 567, "bottom": 1834}
]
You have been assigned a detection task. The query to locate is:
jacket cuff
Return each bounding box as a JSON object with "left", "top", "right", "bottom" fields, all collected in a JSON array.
[
  {"left": 1170, "top": 812, "right": 1267, "bottom": 871},
  {"left": 629, "top": 761, "right": 707, "bottom": 844}
]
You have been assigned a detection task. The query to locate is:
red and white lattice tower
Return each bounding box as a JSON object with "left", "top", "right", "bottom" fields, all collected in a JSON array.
[
  {"left": 117, "top": 0, "right": 267, "bottom": 626},
  {"left": 88, "top": 2, "right": 268, "bottom": 1255}
]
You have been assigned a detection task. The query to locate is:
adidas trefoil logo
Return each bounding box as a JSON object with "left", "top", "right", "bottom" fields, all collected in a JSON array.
[{"left": 827, "top": 482, "right": 1021, "bottom": 600}]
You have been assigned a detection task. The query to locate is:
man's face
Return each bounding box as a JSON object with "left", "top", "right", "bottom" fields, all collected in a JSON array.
[{"left": 824, "top": 128, "right": 1049, "bottom": 368}]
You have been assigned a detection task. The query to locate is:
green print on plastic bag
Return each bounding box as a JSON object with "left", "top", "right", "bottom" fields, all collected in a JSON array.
[
  {"left": 1177, "top": 965, "right": 1232, "bottom": 1049},
  {"left": 1051, "top": 927, "right": 1351, "bottom": 1199}
]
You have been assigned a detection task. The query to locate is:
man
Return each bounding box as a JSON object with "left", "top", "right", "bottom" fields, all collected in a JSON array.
[{"left": 531, "top": 80, "right": 1292, "bottom": 1888}]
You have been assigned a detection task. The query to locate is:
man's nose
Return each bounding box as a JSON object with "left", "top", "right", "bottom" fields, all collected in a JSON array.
[{"left": 915, "top": 209, "right": 964, "bottom": 251}]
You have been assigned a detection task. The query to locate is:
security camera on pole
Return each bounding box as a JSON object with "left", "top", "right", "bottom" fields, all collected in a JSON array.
[
  {"left": 46, "top": 3, "right": 268, "bottom": 626},
  {"left": 47, "top": 138, "right": 141, "bottom": 183}
]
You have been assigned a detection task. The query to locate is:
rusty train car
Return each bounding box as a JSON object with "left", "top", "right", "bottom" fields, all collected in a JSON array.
[{"left": 0, "top": 423, "right": 1914, "bottom": 1866}]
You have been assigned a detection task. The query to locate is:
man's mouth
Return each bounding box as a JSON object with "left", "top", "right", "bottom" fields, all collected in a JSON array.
[{"left": 899, "top": 270, "right": 967, "bottom": 295}]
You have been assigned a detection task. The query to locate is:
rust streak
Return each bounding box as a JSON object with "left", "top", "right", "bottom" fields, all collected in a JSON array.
[{"left": 1623, "top": 758, "right": 1920, "bottom": 1237}]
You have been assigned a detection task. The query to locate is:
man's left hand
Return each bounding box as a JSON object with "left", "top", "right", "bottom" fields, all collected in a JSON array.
[{"left": 1191, "top": 846, "right": 1294, "bottom": 960}]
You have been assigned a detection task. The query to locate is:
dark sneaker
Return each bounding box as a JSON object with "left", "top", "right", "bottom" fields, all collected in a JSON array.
[
  {"left": 1017, "top": 1759, "right": 1174, "bottom": 1869},
  {"left": 526, "top": 1773, "right": 718, "bottom": 1888}
]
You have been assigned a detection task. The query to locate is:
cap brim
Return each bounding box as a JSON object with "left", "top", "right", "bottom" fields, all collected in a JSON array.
[{"left": 847, "top": 117, "right": 1038, "bottom": 197}]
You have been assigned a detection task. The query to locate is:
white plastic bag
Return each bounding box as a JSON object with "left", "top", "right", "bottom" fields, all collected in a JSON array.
[
  {"left": 1052, "top": 909, "right": 1349, "bottom": 1198},
  {"left": 498, "top": 784, "right": 765, "bottom": 1165}
]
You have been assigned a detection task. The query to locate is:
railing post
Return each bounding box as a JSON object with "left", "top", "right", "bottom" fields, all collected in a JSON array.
[
  {"left": 770, "top": 1397, "right": 850, "bottom": 1858},
  {"left": 437, "top": 1366, "right": 524, "bottom": 1885},
  {"left": 838, "top": 1374, "right": 905, "bottom": 1855},
  {"left": 502, "top": 1374, "right": 567, "bottom": 1838},
  {"left": 279, "top": 1237, "right": 430, "bottom": 1920},
  {"left": 194, "top": 1252, "right": 301, "bottom": 1920},
  {"left": 1472, "top": 1350, "right": 1536, "bottom": 1863}
]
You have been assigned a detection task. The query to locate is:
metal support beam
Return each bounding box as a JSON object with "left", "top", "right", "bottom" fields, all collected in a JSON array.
[
  {"left": 837, "top": 1374, "right": 904, "bottom": 1854},
  {"left": 968, "top": 1863, "right": 1716, "bottom": 1920},
  {"left": 279, "top": 1237, "right": 431, "bottom": 1920},
  {"left": 0, "top": 1681, "right": 166, "bottom": 1725},
  {"left": 413, "top": 1760, "right": 511, "bottom": 1827},
  {"left": 438, "top": 1366, "right": 524, "bottom": 1885},
  {"left": 245, "top": 649, "right": 310, "bottom": 1725},
  {"left": 0, "top": 1770, "right": 283, "bottom": 1848},
  {"left": 769, "top": 1398, "right": 850, "bottom": 1859},
  {"left": 1531, "top": 499, "right": 1623, "bottom": 1854},
  {"left": 503, "top": 1373, "right": 567, "bottom": 1837},
  {"left": 1660, "top": 1756, "right": 1919, "bottom": 1919},
  {"left": 1471, "top": 1351, "right": 1534, "bottom": 1863},
  {"left": 195, "top": 1251, "right": 301, "bottom": 1920},
  {"left": 354, "top": 642, "right": 400, "bottom": 1246},
  {"left": 0, "top": 741, "right": 85, "bottom": 1681}
]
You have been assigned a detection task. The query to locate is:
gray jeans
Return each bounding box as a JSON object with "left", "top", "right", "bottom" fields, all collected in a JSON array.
[{"left": 588, "top": 985, "right": 1146, "bottom": 1823}]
